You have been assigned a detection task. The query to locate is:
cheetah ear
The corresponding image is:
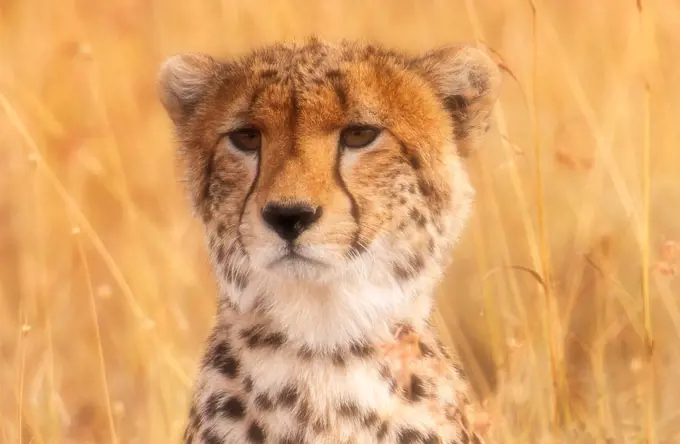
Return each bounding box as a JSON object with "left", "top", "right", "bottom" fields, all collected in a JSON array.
[
  {"left": 157, "top": 53, "right": 222, "bottom": 124},
  {"left": 412, "top": 45, "right": 501, "bottom": 157}
]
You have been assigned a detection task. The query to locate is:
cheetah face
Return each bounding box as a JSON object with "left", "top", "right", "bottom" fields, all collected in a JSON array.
[{"left": 158, "top": 39, "right": 500, "bottom": 285}]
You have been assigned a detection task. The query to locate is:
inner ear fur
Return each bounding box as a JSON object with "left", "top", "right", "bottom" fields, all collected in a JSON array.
[{"left": 411, "top": 45, "right": 502, "bottom": 157}]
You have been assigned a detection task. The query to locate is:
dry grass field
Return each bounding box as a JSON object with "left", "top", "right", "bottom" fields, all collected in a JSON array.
[{"left": 1, "top": 0, "right": 680, "bottom": 442}]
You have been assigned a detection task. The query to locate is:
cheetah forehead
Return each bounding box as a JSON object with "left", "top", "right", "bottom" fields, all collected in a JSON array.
[{"left": 158, "top": 37, "right": 501, "bottom": 141}]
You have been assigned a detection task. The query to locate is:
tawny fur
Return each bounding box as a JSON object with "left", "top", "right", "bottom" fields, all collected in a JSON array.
[{"left": 158, "top": 37, "right": 501, "bottom": 444}]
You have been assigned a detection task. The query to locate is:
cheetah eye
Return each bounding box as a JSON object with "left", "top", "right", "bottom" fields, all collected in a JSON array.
[
  {"left": 340, "top": 125, "right": 381, "bottom": 149},
  {"left": 227, "top": 128, "right": 261, "bottom": 153}
]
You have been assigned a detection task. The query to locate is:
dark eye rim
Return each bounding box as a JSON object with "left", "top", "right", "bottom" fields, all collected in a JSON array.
[
  {"left": 225, "top": 127, "right": 262, "bottom": 153},
  {"left": 339, "top": 125, "right": 382, "bottom": 149}
]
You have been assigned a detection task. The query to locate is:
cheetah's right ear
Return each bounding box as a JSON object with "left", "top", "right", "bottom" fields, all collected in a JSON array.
[
  {"left": 412, "top": 45, "right": 502, "bottom": 157},
  {"left": 157, "top": 53, "right": 222, "bottom": 125}
]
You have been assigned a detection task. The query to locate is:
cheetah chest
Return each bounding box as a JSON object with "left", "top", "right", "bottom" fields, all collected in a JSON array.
[{"left": 185, "top": 325, "right": 479, "bottom": 444}]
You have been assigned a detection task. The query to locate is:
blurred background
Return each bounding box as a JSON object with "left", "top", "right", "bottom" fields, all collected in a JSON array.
[{"left": 1, "top": 0, "right": 679, "bottom": 442}]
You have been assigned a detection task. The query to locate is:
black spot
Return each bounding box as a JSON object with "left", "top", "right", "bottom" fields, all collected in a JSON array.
[
  {"left": 412, "top": 254, "right": 425, "bottom": 272},
  {"left": 296, "top": 398, "right": 312, "bottom": 423},
  {"left": 216, "top": 354, "right": 240, "bottom": 378},
  {"left": 326, "top": 69, "right": 342, "bottom": 79},
  {"left": 297, "top": 346, "right": 314, "bottom": 360},
  {"left": 436, "top": 339, "right": 452, "bottom": 359},
  {"left": 277, "top": 384, "right": 299, "bottom": 407},
  {"left": 332, "top": 351, "right": 346, "bottom": 367},
  {"left": 241, "top": 326, "right": 286, "bottom": 349},
  {"left": 394, "top": 264, "right": 412, "bottom": 280},
  {"left": 444, "top": 94, "right": 470, "bottom": 113},
  {"left": 418, "top": 340, "right": 435, "bottom": 357},
  {"left": 210, "top": 342, "right": 240, "bottom": 378},
  {"left": 225, "top": 267, "right": 248, "bottom": 291},
  {"left": 260, "top": 69, "right": 278, "bottom": 78},
  {"left": 183, "top": 428, "right": 194, "bottom": 444},
  {"left": 240, "top": 326, "right": 263, "bottom": 348},
  {"left": 379, "top": 365, "right": 398, "bottom": 394},
  {"left": 312, "top": 419, "right": 329, "bottom": 432},
  {"left": 243, "top": 376, "right": 254, "bottom": 393},
  {"left": 349, "top": 341, "right": 374, "bottom": 358},
  {"left": 216, "top": 244, "right": 225, "bottom": 264},
  {"left": 410, "top": 208, "right": 427, "bottom": 227},
  {"left": 417, "top": 178, "right": 436, "bottom": 198},
  {"left": 338, "top": 401, "right": 360, "bottom": 417},
  {"left": 263, "top": 332, "right": 286, "bottom": 348},
  {"left": 201, "top": 429, "right": 222, "bottom": 444},
  {"left": 397, "top": 428, "right": 425, "bottom": 443},
  {"left": 408, "top": 155, "right": 421, "bottom": 170},
  {"left": 188, "top": 404, "right": 198, "bottom": 421},
  {"left": 423, "top": 432, "right": 439, "bottom": 444},
  {"left": 220, "top": 396, "right": 246, "bottom": 419},
  {"left": 216, "top": 223, "right": 226, "bottom": 238},
  {"left": 396, "top": 323, "right": 414, "bottom": 335},
  {"left": 377, "top": 421, "right": 390, "bottom": 440},
  {"left": 247, "top": 421, "right": 266, "bottom": 443},
  {"left": 204, "top": 393, "right": 221, "bottom": 418},
  {"left": 452, "top": 362, "right": 468, "bottom": 381},
  {"left": 362, "top": 410, "right": 380, "bottom": 427},
  {"left": 408, "top": 374, "right": 427, "bottom": 402},
  {"left": 365, "top": 44, "right": 379, "bottom": 55},
  {"left": 202, "top": 209, "right": 213, "bottom": 224},
  {"left": 254, "top": 393, "right": 274, "bottom": 410},
  {"left": 399, "top": 197, "right": 408, "bottom": 205}
]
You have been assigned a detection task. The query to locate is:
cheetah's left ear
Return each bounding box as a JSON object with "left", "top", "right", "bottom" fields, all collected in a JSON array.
[{"left": 412, "top": 45, "right": 501, "bottom": 157}]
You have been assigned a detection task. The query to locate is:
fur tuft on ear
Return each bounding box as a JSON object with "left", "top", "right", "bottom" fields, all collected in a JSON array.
[
  {"left": 157, "top": 53, "right": 222, "bottom": 124},
  {"left": 412, "top": 45, "right": 501, "bottom": 157}
]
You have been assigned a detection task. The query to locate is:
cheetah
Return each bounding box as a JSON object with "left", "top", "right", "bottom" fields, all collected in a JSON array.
[{"left": 157, "top": 37, "right": 501, "bottom": 444}]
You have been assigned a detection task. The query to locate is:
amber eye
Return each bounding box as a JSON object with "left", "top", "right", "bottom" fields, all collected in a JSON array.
[
  {"left": 227, "top": 128, "right": 261, "bottom": 153},
  {"left": 340, "top": 125, "right": 381, "bottom": 149}
]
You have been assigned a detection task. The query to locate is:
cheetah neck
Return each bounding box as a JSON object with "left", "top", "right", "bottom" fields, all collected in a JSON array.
[{"left": 218, "top": 269, "right": 439, "bottom": 353}]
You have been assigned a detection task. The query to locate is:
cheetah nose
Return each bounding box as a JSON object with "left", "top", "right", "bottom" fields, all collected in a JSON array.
[{"left": 261, "top": 202, "right": 323, "bottom": 242}]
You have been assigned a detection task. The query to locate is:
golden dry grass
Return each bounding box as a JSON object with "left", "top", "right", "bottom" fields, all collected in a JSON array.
[{"left": 1, "top": 0, "right": 679, "bottom": 442}]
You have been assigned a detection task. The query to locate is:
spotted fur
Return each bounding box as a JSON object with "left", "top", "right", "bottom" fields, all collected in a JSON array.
[{"left": 158, "top": 37, "right": 500, "bottom": 444}]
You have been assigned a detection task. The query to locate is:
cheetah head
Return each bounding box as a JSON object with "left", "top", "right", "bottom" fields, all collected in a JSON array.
[{"left": 158, "top": 38, "right": 500, "bottom": 308}]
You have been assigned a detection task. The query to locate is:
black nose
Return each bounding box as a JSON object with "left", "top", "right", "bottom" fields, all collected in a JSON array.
[{"left": 261, "top": 203, "right": 323, "bottom": 242}]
